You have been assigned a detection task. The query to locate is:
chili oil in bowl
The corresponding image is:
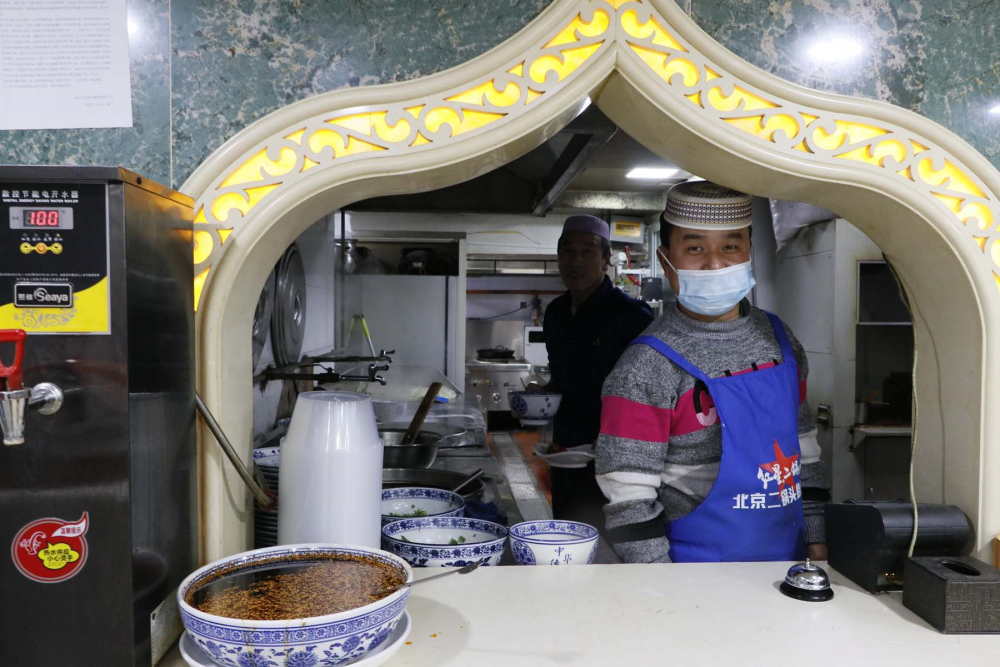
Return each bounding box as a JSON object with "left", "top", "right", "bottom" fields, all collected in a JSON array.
[{"left": 178, "top": 544, "right": 412, "bottom": 667}]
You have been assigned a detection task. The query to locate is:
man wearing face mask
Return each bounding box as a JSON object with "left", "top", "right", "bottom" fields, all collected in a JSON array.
[
  {"left": 537, "top": 215, "right": 653, "bottom": 528},
  {"left": 595, "top": 181, "right": 829, "bottom": 564}
]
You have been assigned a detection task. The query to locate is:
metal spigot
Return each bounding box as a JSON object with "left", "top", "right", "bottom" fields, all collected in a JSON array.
[
  {"left": 339, "top": 363, "right": 389, "bottom": 386},
  {"left": 0, "top": 329, "right": 64, "bottom": 446}
]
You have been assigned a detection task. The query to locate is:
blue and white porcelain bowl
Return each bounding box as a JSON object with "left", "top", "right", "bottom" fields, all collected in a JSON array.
[
  {"left": 380, "top": 487, "right": 466, "bottom": 527},
  {"left": 508, "top": 520, "right": 599, "bottom": 566},
  {"left": 507, "top": 391, "right": 562, "bottom": 426},
  {"left": 252, "top": 446, "right": 281, "bottom": 468},
  {"left": 381, "top": 517, "right": 508, "bottom": 568},
  {"left": 177, "top": 544, "right": 411, "bottom": 667}
]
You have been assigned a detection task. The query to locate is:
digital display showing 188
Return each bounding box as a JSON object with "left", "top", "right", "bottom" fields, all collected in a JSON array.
[{"left": 9, "top": 207, "right": 74, "bottom": 230}]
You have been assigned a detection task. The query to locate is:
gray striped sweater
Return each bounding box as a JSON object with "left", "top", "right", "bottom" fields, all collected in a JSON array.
[{"left": 596, "top": 301, "right": 829, "bottom": 563}]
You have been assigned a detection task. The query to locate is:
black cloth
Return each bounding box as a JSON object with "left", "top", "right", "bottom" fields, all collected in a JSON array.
[
  {"left": 550, "top": 462, "right": 610, "bottom": 532},
  {"left": 543, "top": 276, "right": 654, "bottom": 447}
]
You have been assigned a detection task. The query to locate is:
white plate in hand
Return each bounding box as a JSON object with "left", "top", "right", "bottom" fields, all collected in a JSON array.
[
  {"left": 533, "top": 443, "right": 595, "bottom": 469},
  {"left": 179, "top": 611, "right": 412, "bottom": 667}
]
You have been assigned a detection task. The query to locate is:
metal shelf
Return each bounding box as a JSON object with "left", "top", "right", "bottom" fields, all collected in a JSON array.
[{"left": 850, "top": 424, "right": 913, "bottom": 451}]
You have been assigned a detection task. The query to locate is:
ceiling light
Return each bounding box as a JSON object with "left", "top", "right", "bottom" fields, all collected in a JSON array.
[
  {"left": 990, "top": 104, "right": 1000, "bottom": 115},
  {"left": 626, "top": 167, "right": 678, "bottom": 180},
  {"left": 807, "top": 37, "right": 863, "bottom": 63}
]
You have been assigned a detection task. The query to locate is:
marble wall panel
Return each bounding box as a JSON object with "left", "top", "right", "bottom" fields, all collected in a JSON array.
[{"left": 0, "top": 1, "right": 996, "bottom": 188}]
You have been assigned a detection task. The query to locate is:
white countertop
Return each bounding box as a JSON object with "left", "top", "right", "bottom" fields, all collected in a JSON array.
[{"left": 162, "top": 562, "right": 998, "bottom": 667}]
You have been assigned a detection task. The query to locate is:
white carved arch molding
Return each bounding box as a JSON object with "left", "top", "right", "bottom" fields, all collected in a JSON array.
[{"left": 183, "top": 0, "right": 1000, "bottom": 563}]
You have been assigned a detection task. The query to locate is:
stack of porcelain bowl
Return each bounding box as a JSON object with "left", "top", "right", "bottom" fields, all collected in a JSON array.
[{"left": 252, "top": 446, "right": 280, "bottom": 548}]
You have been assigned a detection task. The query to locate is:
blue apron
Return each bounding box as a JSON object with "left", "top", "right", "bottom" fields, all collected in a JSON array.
[{"left": 631, "top": 311, "right": 806, "bottom": 562}]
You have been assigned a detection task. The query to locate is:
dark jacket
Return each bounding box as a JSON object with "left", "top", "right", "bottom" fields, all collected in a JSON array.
[{"left": 543, "top": 276, "right": 654, "bottom": 446}]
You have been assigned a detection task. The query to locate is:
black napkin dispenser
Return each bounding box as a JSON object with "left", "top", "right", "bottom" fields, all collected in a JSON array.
[
  {"left": 825, "top": 501, "right": 972, "bottom": 593},
  {"left": 903, "top": 556, "right": 1000, "bottom": 633}
]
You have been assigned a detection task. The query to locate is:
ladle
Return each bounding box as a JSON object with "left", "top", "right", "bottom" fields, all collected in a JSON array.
[
  {"left": 402, "top": 382, "right": 442, "bottom": 445},
  {"left": 451, "top": 469, "right": 485, "bottom": 494},
  {"left": 376, "top": 560, "right": 482, "bottom": 598}
]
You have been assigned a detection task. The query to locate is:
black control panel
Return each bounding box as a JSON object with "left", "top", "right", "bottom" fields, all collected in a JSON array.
[{"left": 0, "top": 183, "right": 109, "bottom": 334}]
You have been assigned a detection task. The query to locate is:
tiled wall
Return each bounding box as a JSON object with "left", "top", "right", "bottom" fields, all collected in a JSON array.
[{"left": 1, "top": 1, "right": 995, "bottom": 189}]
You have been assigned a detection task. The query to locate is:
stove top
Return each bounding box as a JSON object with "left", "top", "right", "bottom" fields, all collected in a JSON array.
[{"left": 468, "top": 358, "right": 532, "bottom": 370}]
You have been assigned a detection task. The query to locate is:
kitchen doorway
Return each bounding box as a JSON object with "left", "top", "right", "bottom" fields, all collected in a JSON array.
[{"left": 184, "top": 0, "right": 1000, "bottom": 563}]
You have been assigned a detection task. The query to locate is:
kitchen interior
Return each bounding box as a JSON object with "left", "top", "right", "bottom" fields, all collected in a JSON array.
[
  {"left": 250, "top": 106, "right": 919, "bottom": 526},
  {"left": 2, "top": 1, "right": 1000, "bottom": 665}
]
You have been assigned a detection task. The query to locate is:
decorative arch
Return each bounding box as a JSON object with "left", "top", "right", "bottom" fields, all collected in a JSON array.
[{"left": 184, "top": 0, "right": 1000, "bottom": 563}]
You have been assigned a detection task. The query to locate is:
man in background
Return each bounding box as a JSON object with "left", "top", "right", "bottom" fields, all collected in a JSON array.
[{"left": 538, "top": 214, "right": 653, "bottom": 529}]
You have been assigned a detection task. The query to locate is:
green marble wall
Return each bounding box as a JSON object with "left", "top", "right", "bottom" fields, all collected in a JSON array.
[
  {"left": 688, "top": 0, "right": 999, "bottom": 174},
  {"left": 0, "top": 0, "right": 996, "bottom": 190}
]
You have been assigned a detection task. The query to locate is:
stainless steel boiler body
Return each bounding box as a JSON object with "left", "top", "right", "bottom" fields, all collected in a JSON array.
[{"left": 0, "top": 166, "right": 195, "bottom": 666}]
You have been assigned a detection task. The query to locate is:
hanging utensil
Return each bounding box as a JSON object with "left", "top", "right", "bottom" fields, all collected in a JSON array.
[
  {"left": 402, "top": 382, "right": 442, "bottom": 445},
  {"left": 374, "top": 560, "right": 482, "bottom": 598},
  {"left": 251, "top": 267, "right": 276, "bottom": 369},
  {"left": 271, "top": 243, "right": 307, "bottom": 367},
  {"left": 451, "top": 469, "right": 485, "bottom": 494},
  {"left": 195, "top": 393, "right": 274, "bottom": 508}
]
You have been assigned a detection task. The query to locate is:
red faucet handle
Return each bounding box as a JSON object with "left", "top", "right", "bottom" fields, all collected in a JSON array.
[{"left": 0, "top": 329, "right": 27, "bottom": 391}]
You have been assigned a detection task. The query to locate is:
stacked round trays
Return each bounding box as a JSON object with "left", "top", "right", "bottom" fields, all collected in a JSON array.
[{"left": 252, "top": 446, "right": 281, "bottom": 548}]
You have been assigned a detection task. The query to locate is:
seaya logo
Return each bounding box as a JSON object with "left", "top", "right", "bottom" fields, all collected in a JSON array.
[{"left": 14, "top": 283, "right": 73, "bottom": 308}]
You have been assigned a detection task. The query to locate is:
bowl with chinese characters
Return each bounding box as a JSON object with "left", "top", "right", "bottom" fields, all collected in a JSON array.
[
  {"left": 507, "top": 391, "right": 562, "bottom": 426},
  {"left": 508, "top": 520, "right": 599, "bottom": 566},
  {"left": 381, "top": 517, "right": 508, "bottom": 568},
  {"left": 177, "top": 543, "right": 412, "bottom": 667},
  {"left": 381, "top": 487, "right": 466, "bottom": 526}
]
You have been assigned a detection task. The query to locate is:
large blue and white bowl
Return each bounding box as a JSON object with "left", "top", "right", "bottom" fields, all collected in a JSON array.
[
  {"left": 380, "top": 487, "right": 465, "bottom": 527},
  {"left": 178, "top": 544, "right": 411, "bottom": 667},
  {"left": 507, "top": 391, "right": 562, "bottom": 426},
  {"left": 509, "top": 520, "right": 599, "bottom": 566},
  {"left": 382, "top": 517, "right": 508, "bottom": 568}
]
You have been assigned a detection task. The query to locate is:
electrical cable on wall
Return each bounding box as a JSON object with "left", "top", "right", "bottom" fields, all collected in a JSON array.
[
  {"left": 884, "top": 256, "right": 920, "bottom": 558},
  {"left": 473, "top": 305, "right": 526, "bottom": 320}
]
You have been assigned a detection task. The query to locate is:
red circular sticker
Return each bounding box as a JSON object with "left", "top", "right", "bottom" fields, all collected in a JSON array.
[{"left": 11, "top": 512, "right": 89, "bottom": 583}]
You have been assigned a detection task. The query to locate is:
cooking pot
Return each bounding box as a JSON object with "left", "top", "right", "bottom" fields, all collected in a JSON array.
[
  {"left": 380, "top": 429, "right": 440, "bottom": 468},
  {"left": 477, "top": 345, "right": 515, "bottom": 360},
  {"left": 380, "top": 424, "right": 477, "bottom": 468},
  {"left": 380, "top": 421, "right": 471, "bottom": 448}
]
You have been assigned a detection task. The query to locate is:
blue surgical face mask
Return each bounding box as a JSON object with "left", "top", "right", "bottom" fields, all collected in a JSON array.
[{"left": 659, "top": 248, "right": 756, "bottom": 317}]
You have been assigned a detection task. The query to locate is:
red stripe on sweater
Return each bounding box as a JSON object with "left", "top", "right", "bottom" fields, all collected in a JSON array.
[
  {"left": 601, "top": 395, "right": 672, "bottom": 442},
  {"left": 603, "top": 368, "right": 808, "bottom": 441}
]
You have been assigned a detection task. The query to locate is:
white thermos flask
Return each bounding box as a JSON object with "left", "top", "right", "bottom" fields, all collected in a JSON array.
[{"left": 278, "top": 391, "right": 383, "bottom": 547}]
